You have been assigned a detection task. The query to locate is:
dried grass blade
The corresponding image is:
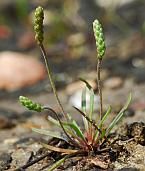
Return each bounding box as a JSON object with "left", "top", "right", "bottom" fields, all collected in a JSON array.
[{"left": 42, "top": 143, "right": 78, "bottom": 154}]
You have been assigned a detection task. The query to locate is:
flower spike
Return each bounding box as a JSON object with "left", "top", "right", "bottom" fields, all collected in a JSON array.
[
  {"left": 34, "top": 6, "right": 44, "bottom": 45},
  {"left": 93, "top": 19, "right": 106, "bottom": 59},
  {"left": 19, "top": 96, "right": 43, "bottom": 112}
]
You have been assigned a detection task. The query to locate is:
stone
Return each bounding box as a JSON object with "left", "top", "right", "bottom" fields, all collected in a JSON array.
[
  {"left": 0, "top": 116, "right": 14, "bottom": 129},
  {"left": 0, "top": 109, "right": 18, "bottom": 129},
  {"left": 11, "top": 148, "right": 32, "bottom": 169},
  {"left": 113, "top": 141, "right": 145, "bottom": 170},
  {"left": 104, "top": 77, "right": 123, "bottom": 89},
  {"left": 127, "top": 122, "right": 145, "bottom": 145},
  {"left": 0, "top": 153, "right": 12, "bottom": 170},
  {"left": 0, "top": 51, "right": 46, "bottom": 91},
  {"left": 124, "top": 108, "right": 135, "bottom": 117}
]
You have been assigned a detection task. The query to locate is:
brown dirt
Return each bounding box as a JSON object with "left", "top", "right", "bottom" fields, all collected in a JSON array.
[{"left": 1, "top": 122, "right": 144, "bottom": 171}]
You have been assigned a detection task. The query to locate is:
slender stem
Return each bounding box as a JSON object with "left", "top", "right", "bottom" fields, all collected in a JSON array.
[
  {"left": 97, "top": 58, "right": 103, "bottom": 119},
  {"left": 39, "top": 44, "right": 67, "bottom": 120},
  {"left": 73, "top": 106, "right": 101, "bottom": 134},
  {"left": 43, "top": 107, "right": 80, "bottom": 148}
]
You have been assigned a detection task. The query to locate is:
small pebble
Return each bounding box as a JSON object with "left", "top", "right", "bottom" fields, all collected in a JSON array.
[
  {"left": 0, "top": 116, "right": 14, "bottom": 129},
  {"left": 0, "top": 153, "right": 12, "bottom": 170},
  {"left": 11, "top": 148, "right": 32, "bottom": 168},
  {"left": 124, "top": 108, "right": 135, "bottom": 117},
  {"left": 127, "top": 122, "right": 145, "bottom": 145}
]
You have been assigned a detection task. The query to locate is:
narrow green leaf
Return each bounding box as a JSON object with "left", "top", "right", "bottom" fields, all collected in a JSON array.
[
  {"left": 81, "top": 88, "right": 88, "bottom": 130},
  {"left": 79, "top": 78, "right": 92, "bottom": 90},
  {"left": 100, "top": 129, "right": 106, "bottom": 140},
  {"left": 94, "top": 106, "right": 111, "bottom": 140},
  {"left": 80, "top": 78, "right": 95, "bottom": 129},
  {"left": 106, "top": 93, "right": 132, "bottom": 135},
  {"left": 47, "top": 115, "right": 80, "bottom": 141},
  {"left": 82, "top": 88, "right": 87, "bottom": 113},
  {"left": 63, "top": 120, "right": 85, "bottom": 141},
  {"left": 89, "top": 89, "right": 95, "bottom": 121},
  {"left": 99, "top": 106, "right": 111, "bottom": 129},
  {"left": 32, "top": 128, "right": 66, "bottom": 141},
  {"left": 67, "top": 113, "right": 72, "bottom": 121},
  {"left": 79, "top": 78, "right": 95, "bottom": 119},
  {"left": 47, "top": 156, "right": 67, "bottom": 171},
  {"left": 47, "top": 116, "right": 60, "bottom": 127},
  {"left": 47, "top": 151, "right": 80, "bottom": 171}
]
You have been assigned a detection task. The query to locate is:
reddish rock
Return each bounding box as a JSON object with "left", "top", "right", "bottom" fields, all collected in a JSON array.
[{"left": 0, "top": 51, "right": 46, "bottom": 91}]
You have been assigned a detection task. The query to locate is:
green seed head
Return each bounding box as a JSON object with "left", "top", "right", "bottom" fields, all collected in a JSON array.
[
  {"left": 19, "top": 96, "right": 43, "bottom": 112},
  {"left": 34, "top": 6, "right": 44, "bottom": 45},
  {"left": 93, "top": 19, "right": 106, "bottom": 59}
]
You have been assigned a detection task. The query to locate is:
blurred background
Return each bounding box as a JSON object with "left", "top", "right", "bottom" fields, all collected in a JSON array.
[{"left": 0, "top": 0, "right": 145, "bottom": 160}]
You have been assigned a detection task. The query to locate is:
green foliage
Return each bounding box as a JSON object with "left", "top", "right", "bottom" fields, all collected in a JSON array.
[
  {"left": 63, "top": 120, "right": 85, "bottom": 141},
  {"left": 18, "top": 6, "right": 132, "bottom": 171},
  {"left": 16, "top": 0, "right": 29, "bottom": 21},
  {"left": 93, "top": 19, "right": 106, "bottom": 59},
  {"left": 47, "top": 155, "right": 69, "bottom": 171}
]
